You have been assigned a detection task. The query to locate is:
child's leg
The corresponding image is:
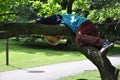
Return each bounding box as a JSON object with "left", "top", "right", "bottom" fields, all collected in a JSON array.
[
  {"left": 76, "top": 31, "right": 114, "bottom": 54},
  {"left": 76, "top": 33, "right": 105, "bottom": 49},
  {"left": 76, "top": 20, "right": 114, "bottom": 54},
  {"left": 76, "top": 20, "right": 105, "bottom": 49},
  {"left": 36, "top": 14, "right": 62, "bottom": 25}
]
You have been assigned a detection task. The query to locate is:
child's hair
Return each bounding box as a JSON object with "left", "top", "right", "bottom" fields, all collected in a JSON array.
[{"left": 44, "top": 35, "right": 63, "bottom": 46}]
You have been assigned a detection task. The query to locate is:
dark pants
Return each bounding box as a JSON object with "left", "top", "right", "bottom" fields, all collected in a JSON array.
[
  {"left": 36, "top": 15, "right": 105, "bottom": 49},
  {"left": 76, "top": 20, "right": 105, "bottom": 49}
]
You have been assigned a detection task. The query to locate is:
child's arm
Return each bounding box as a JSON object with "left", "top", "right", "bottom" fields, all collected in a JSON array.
[
  {"left": 36, "top": 15, "right": 62, "bottom": 25},
  {"left": 29, "top": 20, "right": 36, "bottom": 23}
]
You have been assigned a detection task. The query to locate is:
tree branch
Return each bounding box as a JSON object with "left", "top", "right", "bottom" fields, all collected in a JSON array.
[
  {"left": 0, "top": 23, "right": 71, "bottom": 39},
  {"left": 0, "top": 12, "right": 19, "bottom": 16},
  {"left": 67, "top": 0, "right": 75, "bottom": 13},
  {"left": 0, "top": 23, "right": 119, "bottom": 80}
]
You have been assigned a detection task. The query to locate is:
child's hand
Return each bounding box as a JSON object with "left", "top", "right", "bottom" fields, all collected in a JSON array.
[{"left": 29, "top": 20, "right": 36, "bottom": 23}]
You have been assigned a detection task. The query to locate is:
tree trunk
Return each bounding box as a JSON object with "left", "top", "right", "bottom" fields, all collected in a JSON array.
[
  {"left": 78, "top": 47, "right": 119, "bottom": 80},
  {"left": 67, "top": 0, "right": 75, "bottom": 14},
  {"left": 68, "top": 34, "right": 120, "bottom": 80},
  {"left": 0, "top": 23, "right": 119, "bottom": 80}
]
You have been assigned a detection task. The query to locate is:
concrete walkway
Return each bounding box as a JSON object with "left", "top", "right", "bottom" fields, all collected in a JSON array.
[{"left": 0, "top": 54, "right": 120, "bottom": 80}]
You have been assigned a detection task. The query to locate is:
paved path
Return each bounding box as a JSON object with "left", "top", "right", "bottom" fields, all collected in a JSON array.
[{"left": 0, "top": 54, "right": 120, "bottom": 80}]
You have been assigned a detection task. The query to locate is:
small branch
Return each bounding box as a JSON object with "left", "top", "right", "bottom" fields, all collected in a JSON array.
[
  {"left": 0, "top": 12, "right": 19, "bottom": 16},
  {"left": 67, "top": 0, "right": 75, "bottom": 13},
  {"left": 115, "top": 15, "right": 120, "bottom": 30}
]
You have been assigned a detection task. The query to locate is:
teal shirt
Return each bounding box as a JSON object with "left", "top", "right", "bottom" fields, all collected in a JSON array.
[{"left": 60, "top": 14, "right": 88, "bottom": 33}]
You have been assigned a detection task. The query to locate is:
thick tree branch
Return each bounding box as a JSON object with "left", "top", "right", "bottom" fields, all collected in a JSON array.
[
  {"left": 0, "top": 23, "right": 119, "bottom": 80},
  {"left": 0, "top": 23, "right": 71, "bottom": 39},
  {"left": 0, "top": 12, "right": 19, "bottom": 16}
]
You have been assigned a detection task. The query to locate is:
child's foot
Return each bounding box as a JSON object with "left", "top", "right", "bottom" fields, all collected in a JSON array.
[
  {"left": 99, "top": 41, "right": 114, "bottom": 55},
  {"left": 36, "top": 18, "right": 42, "bottom": 23}
]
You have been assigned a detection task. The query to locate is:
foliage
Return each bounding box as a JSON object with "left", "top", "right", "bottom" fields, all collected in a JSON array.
[
  {"left": 88, "top": 2, "right": 120, "bottom": 23},
  {"left": 72, "top": 0, "right": 120, "bottom": 23},
  {"left": 0, "top": 0, "right": 29, "bottom": 22},
  {"left": 1, "top": 0, "right": 120, "bottom": 22},
  {"left": 72, "top": 0, "right": 90, "bottom": 15},
  {"left": 31, "top": 0, "right": 66, "bottom": 17}
]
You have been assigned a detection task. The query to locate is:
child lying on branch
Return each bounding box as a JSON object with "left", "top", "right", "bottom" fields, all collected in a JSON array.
[{"left": 30, "top": 14, "right": 114, "bottom": 54}]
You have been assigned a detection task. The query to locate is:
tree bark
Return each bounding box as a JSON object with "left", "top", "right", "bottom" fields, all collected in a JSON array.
[
  {"left": 0, "top": 23, "right": 70, "bottom": 39},
  {"left": 78, "top": 46, "right": 119, "bottom": 80},
  {"left": 0, "top": 23, "right": 119, "bottom": 80},
  {"left": 67, "top": 0, "right": 75, "bottom": 14}
]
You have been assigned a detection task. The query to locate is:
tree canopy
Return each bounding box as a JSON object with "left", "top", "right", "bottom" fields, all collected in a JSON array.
[{"left": 1, "top": 0, "right": 120, "bottom": 22}]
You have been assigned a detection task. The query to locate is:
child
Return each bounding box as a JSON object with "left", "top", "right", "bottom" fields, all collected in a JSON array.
[{"left": 33, "top": 14, "right": 114, "bottom": 53}]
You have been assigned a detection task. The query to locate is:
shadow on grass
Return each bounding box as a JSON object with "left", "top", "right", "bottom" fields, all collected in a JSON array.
[
  {"left": 3, "top": 65, "right": 45, "bottom": 73},
  {"left": 15, "top": 42, "right": 81, "bottom": 56},
  {"left": 0, "top": 39, "right": 81, "bottom": 56},
  {"left": 28, "top": 70, "right": 45, "bottom": 73},
  {"left": 8, "top": 65, "right": 23, "bottom": 70},
  {"left": 19, "top": 42, "right": 77, "bottom": 51},
  {"left": 17, "top": 42, "right": 120, "bottom": 55},
  {"left": 1, "top": 39, "right": 120, "bottom": 56}
]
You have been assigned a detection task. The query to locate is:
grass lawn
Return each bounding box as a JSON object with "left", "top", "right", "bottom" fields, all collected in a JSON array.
[
  {"left": 0, "top": 39, "right": 120, "bottom": 73},
  {"left": 59, "top": 66, "right": 120, "bottom": 80},
  {"left": 0, "top": 39, "right": 86, "bottom": 72}
]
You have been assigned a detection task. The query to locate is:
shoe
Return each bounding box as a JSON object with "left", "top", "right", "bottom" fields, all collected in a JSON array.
[
  {"left": 99, "top": 41, "right": 114, "bottom": 54},
  {"left": 36, "top": 18, "right": 42, "bottom": 23}
]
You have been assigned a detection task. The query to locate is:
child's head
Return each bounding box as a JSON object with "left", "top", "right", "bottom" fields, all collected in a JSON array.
[{"left": 44, "top": 35, "right": 63, "bottom": 46}]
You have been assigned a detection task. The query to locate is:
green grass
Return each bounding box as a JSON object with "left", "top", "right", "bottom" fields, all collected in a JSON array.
[
  {"left": 0, "top": 39, "right": 120, "bottom": 73},
  {"left": 0, "top": 39, "right": 86, "bottom": 71},
  {"left": 108, "top": 44, "right": 120, "bottom": 56},
  {"left": 59, "top": 66, "right": 120, "bottom": 80}
]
